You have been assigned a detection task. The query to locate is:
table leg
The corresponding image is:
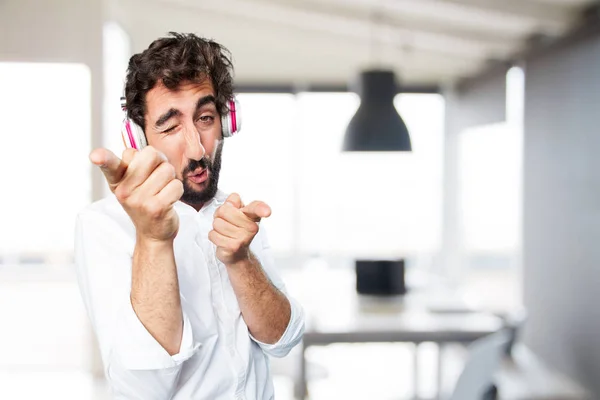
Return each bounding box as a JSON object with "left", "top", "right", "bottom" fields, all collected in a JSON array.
[
  {"left": 436, "top": 343, "right": 444, "bottom": 400},
  {"left": 413, "top": 342, "right": 420, "bottom": 399},
  {"left": 295, "top": 342, "right": 307, "bottom": 400}
]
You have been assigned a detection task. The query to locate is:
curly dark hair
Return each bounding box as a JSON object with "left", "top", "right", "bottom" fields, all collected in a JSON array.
[{"left": 124, "top": 32, "right": 234, "bottom": 131}]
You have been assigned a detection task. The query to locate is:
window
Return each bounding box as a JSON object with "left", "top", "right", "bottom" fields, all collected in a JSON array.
[
  {"left": 103, "top": 21, "right": 132, "bottom": 198},
  {"left": 219, "top": 93, "right": 297, "bottom": 254},
  {"left": 459, "top": 122, "right": 521, "bottom": 253},
  {"left": 455, "top": 67, "right": 524, "bottom": 311},
  {"left": 458, "top": 67, "right": 524, "bottom": 258},
  {"left": 220, "top": 92, "right": 445, "bottom": 257},
  {"left": 0, "top": 62, "right": 91, "bottom": 261}
]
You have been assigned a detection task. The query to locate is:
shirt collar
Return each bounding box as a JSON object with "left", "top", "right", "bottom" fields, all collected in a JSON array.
[{"left": 174, "top": 189, "right": 228, "bottom": 216}]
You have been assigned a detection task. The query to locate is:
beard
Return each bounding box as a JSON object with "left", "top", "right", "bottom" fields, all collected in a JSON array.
[{"left": 180, "top": 140, "right": 223, "bottom": 207}]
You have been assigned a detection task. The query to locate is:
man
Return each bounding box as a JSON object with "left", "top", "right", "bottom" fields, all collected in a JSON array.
[{"left": 75, "top": 32, "right": 304, "bottom": 399}]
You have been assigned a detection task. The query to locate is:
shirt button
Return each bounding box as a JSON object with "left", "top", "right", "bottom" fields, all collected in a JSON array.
[{"left": 229, "top": 347, "right": 236, "bottom": 356}]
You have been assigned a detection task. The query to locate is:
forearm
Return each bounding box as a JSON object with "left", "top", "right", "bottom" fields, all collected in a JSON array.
[
  {"left": 226, "top": 252, "right": 291, "bottom": 344},
  {"left": 131, "top": 236, "right": 183, "bottom": 355}
]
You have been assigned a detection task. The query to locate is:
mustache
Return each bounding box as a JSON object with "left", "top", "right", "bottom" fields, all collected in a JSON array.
[{"left": 183, "top": 157, "right": 210, "bottom": 175}]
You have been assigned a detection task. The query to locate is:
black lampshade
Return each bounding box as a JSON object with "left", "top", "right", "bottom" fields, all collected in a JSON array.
[{"left": 342, "top": 70, "right": 412, "bottom": 151}]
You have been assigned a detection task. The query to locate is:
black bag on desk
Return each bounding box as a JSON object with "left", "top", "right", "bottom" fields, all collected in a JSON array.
[{"left": 355, "top": 259, "right": 406, "bottom": 296}]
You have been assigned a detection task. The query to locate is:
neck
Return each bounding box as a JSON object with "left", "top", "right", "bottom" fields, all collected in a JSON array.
[{"left": 183, "top": 201, "right": 205, "bottom": 212}]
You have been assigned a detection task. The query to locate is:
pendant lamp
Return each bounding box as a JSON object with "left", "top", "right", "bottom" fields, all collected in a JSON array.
[{"left": 342, "top": 69, "right": 412, "bottom": 151}]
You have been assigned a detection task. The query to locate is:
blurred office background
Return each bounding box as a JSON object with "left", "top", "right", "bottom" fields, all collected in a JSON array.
[{"left": 0, "top": 0, "right": 599, "bottom": 399}]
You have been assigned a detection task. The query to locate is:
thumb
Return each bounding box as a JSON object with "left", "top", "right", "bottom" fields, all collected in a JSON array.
[
  {"left": 225, "top": 193, "right": 244, "bottom": 209},
  {"left": 89, "top": 148, "right": 127, "bottom": 186},
  {"left": 242, "top": 201, "right": 272, "bottom": 222}
]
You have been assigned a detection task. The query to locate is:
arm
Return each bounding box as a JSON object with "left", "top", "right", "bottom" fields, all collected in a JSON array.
[
  {"left": 75, "top": 211, "right": 199, "bottom": 400},
  {"left": 91, "top": 146, "right": 184, "bottom": 355},
  {"left": 226, "top": 252, "right": 290, "bottom": 344},
  {"left": 131, "top": 237, "right": 182, "bottom": 355},
  {"left": 209, "top": 193, "right": 305, "bottom": 354},
  {"left": 78, "top": 147, "right": 199, "bottom": 398}
]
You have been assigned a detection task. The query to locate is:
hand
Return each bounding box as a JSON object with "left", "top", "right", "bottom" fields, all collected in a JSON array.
[
  {"left": 89, "top": 146, "right": 184, "bottom": 242},
  {"left": 209, "top": 193, "right": 272, "bottom": 265}
]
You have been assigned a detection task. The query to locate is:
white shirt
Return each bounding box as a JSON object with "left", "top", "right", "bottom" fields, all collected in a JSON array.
[{"left": 74, "top": 190, "right": 304, "bottom": 400}]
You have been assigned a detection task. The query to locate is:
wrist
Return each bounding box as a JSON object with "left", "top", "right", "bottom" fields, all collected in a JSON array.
[
  {"left": 136, "top": 234, "right": 175, "bottom": 251},
  {"left": 225, "top": 250, "right": 256, "bottom": 269}
]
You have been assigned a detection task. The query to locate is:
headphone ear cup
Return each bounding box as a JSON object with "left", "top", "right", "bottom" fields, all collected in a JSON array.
[
  {"left": 233, "top": 98, "right": 242, "bottom": 133},
  {"left": 131, "top": 121, "right": 147, "bottom": 149},
  {"left": 221, "top": 113, "right": 231, "bottom": 138},
  {"left": 221, "top": 98, "right": 241, "bottom": 138},
  {"left": 121, "top": 118, "right": 147, "bottom": 150},
  {"left": 120, "top": 96, "right": 147, "bottom": 150}
]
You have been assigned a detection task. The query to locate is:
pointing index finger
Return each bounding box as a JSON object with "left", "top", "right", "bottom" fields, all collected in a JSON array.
[{"left": 241, "top": 201, "right": 272, "bottom": 222}]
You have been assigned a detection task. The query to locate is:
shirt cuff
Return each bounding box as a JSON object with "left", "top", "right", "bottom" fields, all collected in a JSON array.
[
  {"left": 112, "top": 299, "right": 201, "bottom": 370},
  {"left": 249, "top": 296, "right": 305, "bottom": 358}
]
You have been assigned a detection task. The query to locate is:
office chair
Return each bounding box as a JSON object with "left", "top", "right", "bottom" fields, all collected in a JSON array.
[{"left": 448, "top": 329, "right": 510, "bottom": 400}]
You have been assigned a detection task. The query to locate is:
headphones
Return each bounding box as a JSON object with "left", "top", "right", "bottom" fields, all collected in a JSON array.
[{"left": 120, "top": 96, "right": 242, "bottom": 150}]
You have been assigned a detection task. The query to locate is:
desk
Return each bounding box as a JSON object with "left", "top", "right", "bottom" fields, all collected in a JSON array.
[{"left": 291, "top": 266, "right": 504, "bottom": 399}]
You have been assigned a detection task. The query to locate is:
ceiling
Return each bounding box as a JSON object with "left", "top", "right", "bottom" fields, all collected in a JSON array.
[{"left": 110, "top": 0, "right": 596, "bottom": 88}]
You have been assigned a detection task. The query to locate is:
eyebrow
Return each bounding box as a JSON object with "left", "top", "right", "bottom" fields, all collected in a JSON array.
[
  {"left": 194, "top": 95, "right": 216, "bottom": 117},
  {"left": 154, "top": 108, "right": 181, "bottom": 129}
]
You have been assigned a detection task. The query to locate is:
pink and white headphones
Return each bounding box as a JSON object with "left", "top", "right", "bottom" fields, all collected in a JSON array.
[{"left": 120, "top": 96, "right": 242, "bottom": 150}]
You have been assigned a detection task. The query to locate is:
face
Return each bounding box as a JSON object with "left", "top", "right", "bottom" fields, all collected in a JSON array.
[{"left": 144, "top": 79, "right": 223, "bottom": 210}]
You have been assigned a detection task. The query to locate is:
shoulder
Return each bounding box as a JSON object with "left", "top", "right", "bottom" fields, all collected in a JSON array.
[
  {"left": 214, "top": 189, "right": 229, "bottom": 204},
  {"left": 76, "top": 195, "right": 134, "bottom": 236},
  {"left": 78, "top": 195, "right": 124, "bottom": 220},
  {"left": 81, "top": 195, "right": 122, "bottom": 214}
]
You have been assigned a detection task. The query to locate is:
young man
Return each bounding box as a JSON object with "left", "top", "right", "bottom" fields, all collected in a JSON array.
[{"left": 75, "top": 32, "right": 304, "bottom": 399}]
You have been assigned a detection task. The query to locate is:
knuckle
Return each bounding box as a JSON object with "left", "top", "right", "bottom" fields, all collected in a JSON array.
[
  {"left": 114, "top": 185, "right": 130, "bottom": 202},
  {"left": 143, "top": 146, "right": 159, "bottom": 163},
  {"left": 173, "top": 179, "right": 184, "bottom": 195},
  {"left": 164, "top": 163, "right": 175, "bottom": 175},
  {"left": 121, "top": 148, "right": 136, "bottom": 161},
  {"left": 143, "top": 201, "right": 162, "bottom": 218},
  {"left": 125, "top": 198, "right": 142, "bottom": 215},
  {"left": 146, "top": 146, "right": 167, "bottom": 164},
  {"left": 144, "top": 145, "right": 156, "bottom": 154},
  {"left": 248, "top": 223, "right": 259, "bottom": 235},
  {"left": 232, "top": 242, "right": 243, "bottom": 253},
  {"left": 156, "top": 162, "right": 170, "bottom": 177},
  {"left": 127, "top": 197, "right": 140, "bottom": 209},
  {"left": 208, "top": 230, "right": 217, "bottom": 243}
]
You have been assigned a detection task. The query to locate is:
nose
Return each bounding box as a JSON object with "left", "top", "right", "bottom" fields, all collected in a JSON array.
[{"left": 182, "top": 124, "right": 205, "bottom": 161}]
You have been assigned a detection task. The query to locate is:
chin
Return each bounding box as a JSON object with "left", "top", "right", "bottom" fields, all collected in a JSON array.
[
  {"left": 190, "top": 181, "right": 208, "bottom": 190},
  {"left": 181, "top": 177, "right": 218, "bottom": 206}
]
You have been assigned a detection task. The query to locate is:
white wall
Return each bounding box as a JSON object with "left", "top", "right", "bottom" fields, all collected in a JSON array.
[
  {"left": 523, "top": 30, "right": 600, "bottom": 396},
  {"left": 0, "top": 0, "right": 106, "bottom": 377},
  {"left": 0, "top": 0, "right": 105, "bottom": 202}
]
